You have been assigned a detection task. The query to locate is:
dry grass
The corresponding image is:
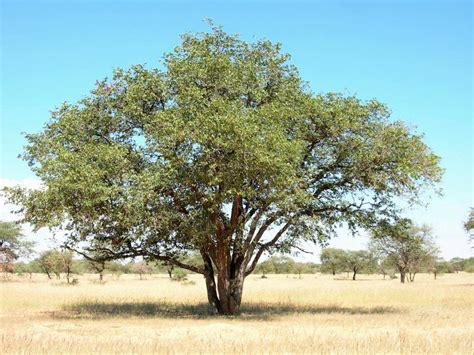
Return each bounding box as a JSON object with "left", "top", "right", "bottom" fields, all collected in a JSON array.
[{"left": 1, "top": 272, "right": 473, "bottom": 354}]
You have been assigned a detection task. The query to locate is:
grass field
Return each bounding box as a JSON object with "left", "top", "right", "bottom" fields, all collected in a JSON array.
[{"left": 1, "top": 272, "right": 473, "bottom": 354}]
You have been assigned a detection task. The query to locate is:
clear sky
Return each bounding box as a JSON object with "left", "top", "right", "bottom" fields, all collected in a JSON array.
[{"left": 1, "top": 0, "right": 472, "bottom": 260}]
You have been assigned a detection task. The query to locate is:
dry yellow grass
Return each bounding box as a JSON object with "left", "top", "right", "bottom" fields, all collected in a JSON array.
[{"left": 1, "top": 272, "right": 473, "bottom": 354}]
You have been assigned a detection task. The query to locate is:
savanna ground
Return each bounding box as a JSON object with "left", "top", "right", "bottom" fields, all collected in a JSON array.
[{"left": 1, "top": 272, "right": 473, "bottom": 354}]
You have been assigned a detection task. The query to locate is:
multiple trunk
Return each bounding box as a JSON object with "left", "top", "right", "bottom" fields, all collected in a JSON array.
[{"left": 201, "top": 251, "right": 245, "bottom": 314}]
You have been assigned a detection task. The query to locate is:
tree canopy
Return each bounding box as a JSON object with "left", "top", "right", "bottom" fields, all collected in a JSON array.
[
  {"left": 0, "top": 221, "right": 34, "bottom": 272},
  {"left": 369, "top": 219, "right": 439, "bottom": 283},
  {"left": 3, "top": 25, "right": 442, "bottom": 314}
]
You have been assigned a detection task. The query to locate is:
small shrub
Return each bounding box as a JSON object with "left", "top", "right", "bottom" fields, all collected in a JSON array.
[
  {"left": 171, "top": 269, "right": 188, "bottom": 282},
  {"left": 71, "top": 278, "right": 79, "bottom": 285}
]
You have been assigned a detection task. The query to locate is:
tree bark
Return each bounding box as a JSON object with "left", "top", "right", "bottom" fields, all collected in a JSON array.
[
  {"left": 400, "top": 271, "right": 406, "bottom": 283},
  {"left": 352, "top": 269, "right": 357, "bottom": 280},
  {"left": 202, "top": 253, "right": 221, "bottom": 313}
]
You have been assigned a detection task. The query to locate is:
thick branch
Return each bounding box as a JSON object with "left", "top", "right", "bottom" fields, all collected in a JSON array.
[{"left": 244, "top": 221, "right": 292, "bottom": 277}]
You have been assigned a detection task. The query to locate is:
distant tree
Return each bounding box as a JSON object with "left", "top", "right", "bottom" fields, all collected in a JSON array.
[
  {"left": 133, "top": 261, "right": 153, "bottom": 280},
  {"left": 171, "top": 268, "right": 188, "bottom": 281},
  {"left": 36, "top": 249, "right": 76, "bottom": 282},
  {"left": 37, "top": 251, "right": 54, "bottom": 279},
  {"left": 164, "top": 262, "right": 174, "bottom": 279},
  {"left": 293, "top": 263, "right": 304, "bottom": 279},
  {"left": 37, "top": 250, "right": 62, "bottom": 279},
  {"left": 377, "top": 256, "right": 396, "bottom": 280},
  {"left": 255, "top": 259, "right": 274, "bottom": 277},
  {"left": 449, "top": 257, "right": 465, "bottom": 273},
  {"left": 14, "top": 260, "right": 41, "bottom": 278},
  {"left": 106, "top": 261, "right": 129, "bottom": 278},
  {"left": 320, "top": 248, "right": 346, "bottom": 276},
  {"left": 369, "top": 219, "right": 438, "bottom": 283},
  {"left": 0, "top": 221, "right": 34, "bottom": 274},
  {"left": 465, "top": 208, "right": 474, "bottom": 244},
  {"left": 427, "top": 259, "right": 453, "bottom": 279},
  {"left": 58, "top": 249, "right": 75, "bottom": 284},
  {"left": 269, "top": 256, "right": 296, "bottom": 274},
  {"left": 343, "top": 250, "right": 376, "bottom": 280},
  {"left": 88, "top": 259, "right": 106, "bottom": 281}
]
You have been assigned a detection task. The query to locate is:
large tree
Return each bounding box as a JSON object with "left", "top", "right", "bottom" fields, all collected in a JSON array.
[{"left": 3, "top": 25, "right": 442, "bottom": 314}]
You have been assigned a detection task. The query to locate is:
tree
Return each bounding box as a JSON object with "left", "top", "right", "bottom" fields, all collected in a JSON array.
[
  {"left": 88, "top": 258, "right": 106, "bottom": 281},
  {"left": 36, "top": 249, "right": 76, "bottom": 282},
  {"left": 3, "top": 25, "right": 442, "bottom": 314},
  {"left": 320, "top": 248, "right": 346, "bottom": 276},
  {"left": 377, "top": 256, "right": 396, "bottom": 280},
  {"left": 449, "top": 257, "right": 465, "bottom": 273},
  {"left": 37, "top": 250, "right": 59, "bottom": 279},
  {"left": 343, "top": 250, "right": 376, "bottom": 280},
  {"left": 255, "top": 259, "right": 274, "bottom": 277},
  {"left": 427, "top": 258, "right": 452, "bottom": 279},
  {"left": 465, "top": 208, "right": 474, "bottom": 244},
  {"left": 0, "top": 221, "right": 34, "bottom": 274},
  {"left": 369, "top": 219, "right": 438, "bottom": 283},
  {"left": 132, "top": 261, "right": 153, "bottom": 280},
  {"left": 14, "top": 260, "right": 41, "bottom": 278},
  {"left": 58, "top": 249, "right": 75, "bottom": 284}
]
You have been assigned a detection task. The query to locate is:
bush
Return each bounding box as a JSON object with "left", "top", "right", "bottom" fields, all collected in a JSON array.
[
  {"left": 171, "top": 269, "right": 188, "bottom": 281},
  {"left": 464, "top": 264, "right": 474, "bottom": 273}
]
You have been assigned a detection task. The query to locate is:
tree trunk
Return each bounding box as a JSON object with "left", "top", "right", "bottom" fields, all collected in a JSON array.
[
  {"left": 400, "top": 271, "right": 406, "bottom": 283},
  {"left": 99, "top": 272, "right": 103, "bottom": 281},
  {"left": 201, "top": 250, "right": 245, "bottom": 315},
  {"left": 332, "top": 270, "right": 335, "bottom": 276},
  {"left": 216, "top": 266, "right": 244, "bottom": 315},
  {"left": 434, "top": 271, "right": 437, "bottom": 280},
  {"left": 352, "top": 269, "right": 357, "bottom": 281}
]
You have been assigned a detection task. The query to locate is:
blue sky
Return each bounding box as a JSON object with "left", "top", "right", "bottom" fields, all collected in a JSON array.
[{"left": 1, "top": 0, "right": 472, "bottom": 259}]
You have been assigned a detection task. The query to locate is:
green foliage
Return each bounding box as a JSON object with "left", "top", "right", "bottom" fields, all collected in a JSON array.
[
  {"left": 0, "top": 221, "right": 35, "bottom": 272},
  {"left": 1, "top": 24, "right": 443, "bottom": 312},
  {"left": 343, "top": 250, "right": 377, "bottom": 280},
  {"left": 369, "top": 219, "right": 439, "bottom": 282},
  {"left": 171, "top": 268, "right": 188, "bottom": 281},
  {"left": 14, "top": 260, "right": 41, "bottom": 276},
  {"left": 320, "top": 248, "right": 347, "bottom": 275},
  {"left": 35, "top": 249, "right": 77, "bottom": 282},
  {"left": 255, "top": 256, "right": 318, "bottom": 276}
]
